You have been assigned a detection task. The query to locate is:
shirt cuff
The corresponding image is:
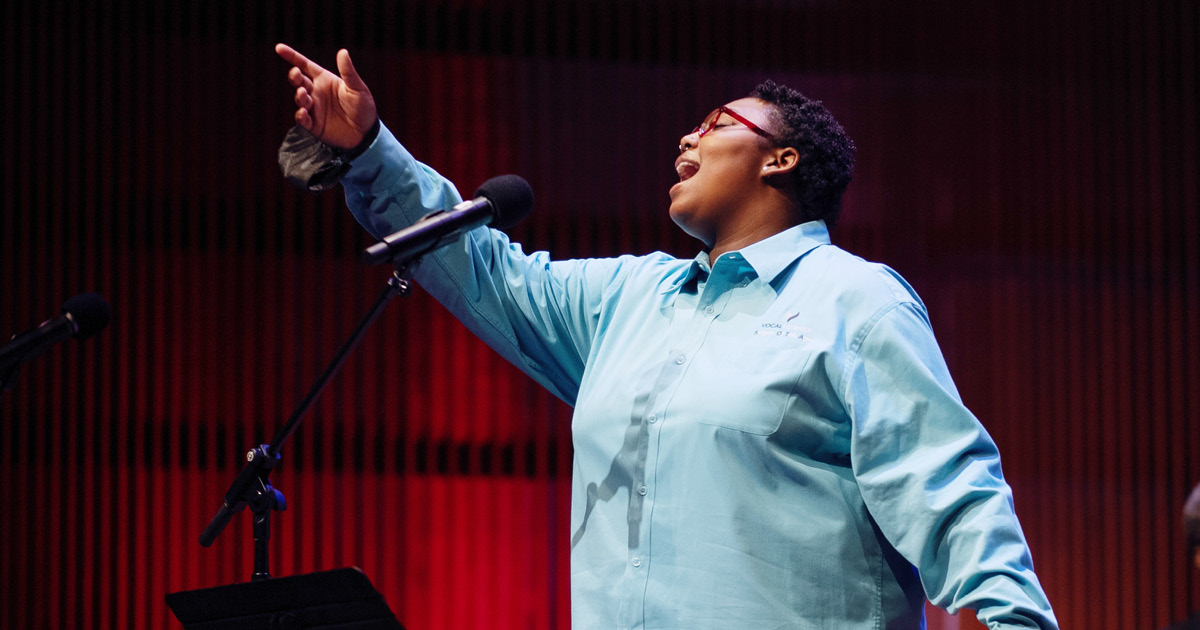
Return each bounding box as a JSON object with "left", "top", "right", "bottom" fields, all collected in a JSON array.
[{"left": 276, "top": 118, "right": 382, "bottom": 192}]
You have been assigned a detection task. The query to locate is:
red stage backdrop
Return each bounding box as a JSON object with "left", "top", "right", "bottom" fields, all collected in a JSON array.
[{"left": 1, "top": 1, "right": 1197, "bottom": 628}]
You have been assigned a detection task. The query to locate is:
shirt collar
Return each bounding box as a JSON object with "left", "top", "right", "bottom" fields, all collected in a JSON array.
[
  {"left": 660, "top": 221, "right": 831, "bottom": 294},
  {"left": 662, "top": 258, "right": 705, "bottom": 294},
  {"left": 728, "top": 220, "right": 831, "bottom": 285}
]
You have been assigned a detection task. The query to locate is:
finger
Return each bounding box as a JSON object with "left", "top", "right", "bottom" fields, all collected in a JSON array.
[
  {"left": 275, "top": 43, "right": 325, "bottom": 80},
  {"left": 294, "top": 87, "right": 313, "bottom": 110},
  {"left": 275, "top": 43, "right": 309, "bottom": 68},
  {"left": 336, "top": 49, "right": 368, "bottom": 91},
  {"left": 295, "top": 108, "right": 313, "bottom": 130},
  {"left": 287, "top": 67, "right": 315, "bottom": 93}
]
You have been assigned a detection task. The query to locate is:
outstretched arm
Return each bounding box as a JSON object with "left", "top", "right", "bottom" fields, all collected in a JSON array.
[{"left": 275, "top": 44, "right": 377, "bottom": 150}]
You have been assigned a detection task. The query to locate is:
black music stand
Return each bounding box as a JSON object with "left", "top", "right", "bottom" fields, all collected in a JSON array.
[{"left": 166, "top": 567, "right": 403, "bottom": 630}]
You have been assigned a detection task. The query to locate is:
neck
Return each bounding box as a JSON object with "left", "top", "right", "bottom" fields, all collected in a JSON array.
[{"left": 707, "top": 195, "right": 801, "bottom": 262}]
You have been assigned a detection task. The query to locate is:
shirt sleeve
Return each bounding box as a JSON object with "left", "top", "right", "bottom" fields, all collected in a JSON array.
[
  {"left": 844, "top": 301, "right": 1059, "bottom": 629},
  {"left": 338, "top": 122, "right": 625, "bottom": 404}
]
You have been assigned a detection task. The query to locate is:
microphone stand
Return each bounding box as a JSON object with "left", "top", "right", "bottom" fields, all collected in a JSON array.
[{"left": 198, "top": 267, "right": 413, "bottom": 581}]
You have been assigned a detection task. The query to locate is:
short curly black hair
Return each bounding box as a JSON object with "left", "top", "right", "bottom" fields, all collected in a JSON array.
[{"left": 750, "top": 80, "right": 855, "bottom": 228}]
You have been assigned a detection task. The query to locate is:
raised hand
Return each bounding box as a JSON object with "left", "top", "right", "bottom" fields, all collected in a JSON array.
[{"left": 275, "top": 44, "right": 377, "bottom": 150}]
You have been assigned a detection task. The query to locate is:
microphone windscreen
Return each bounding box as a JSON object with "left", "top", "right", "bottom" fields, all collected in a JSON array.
[
  {"left": 474, "top": 174, "right": 534, "bottom": 230},
  {"left": 62, "top": 293, "right": 112, "bottom": 339}
]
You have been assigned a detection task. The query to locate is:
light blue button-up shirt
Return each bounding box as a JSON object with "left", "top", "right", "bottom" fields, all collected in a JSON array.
[{"left": 342, "top": 124, "right": 1058, "bottom": 629}]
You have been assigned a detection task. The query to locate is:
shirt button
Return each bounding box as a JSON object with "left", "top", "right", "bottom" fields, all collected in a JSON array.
[
  {"left": 674, "top": 354, "right": 686, "bottom": 365},
  {"left": 704, "top": 305, "right": 715, "bottom": 315},
  {"left": 647, "top": 414, "right": 657, "bottom": 423},
  {"left": 638, "top": 485, "right": 647, "bottom": 495},
  {"left": 631, "top": 557, "right": 642, "bottom": 567}
]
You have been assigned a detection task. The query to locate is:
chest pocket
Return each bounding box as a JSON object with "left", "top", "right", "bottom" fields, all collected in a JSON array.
[{"left": 684, "top": 334, "right": 813, "bottom": 435}]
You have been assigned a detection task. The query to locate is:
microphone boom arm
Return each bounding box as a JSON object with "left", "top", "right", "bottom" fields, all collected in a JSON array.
[{"left": 198, "top": 270, "right": 414, "bottom": 581}]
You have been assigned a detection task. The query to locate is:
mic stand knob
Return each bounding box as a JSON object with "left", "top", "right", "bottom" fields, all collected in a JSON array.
[{"left": 245, "top": 445, "right": 285, "bottom": 581}]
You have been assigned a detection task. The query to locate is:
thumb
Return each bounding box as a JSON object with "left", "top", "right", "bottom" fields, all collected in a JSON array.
[{"left": 336, "top": 49, "right": 368, "bottom": 91}]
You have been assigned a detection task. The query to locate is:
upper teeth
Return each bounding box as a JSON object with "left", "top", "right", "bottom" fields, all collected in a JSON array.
[{"left": 676, "top": 161, "right": 698, "bottom": 181}]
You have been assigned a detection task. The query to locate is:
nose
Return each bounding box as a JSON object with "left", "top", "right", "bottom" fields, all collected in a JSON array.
[{"left": 678, "top": 130, "right": 699, "bottom": 154}]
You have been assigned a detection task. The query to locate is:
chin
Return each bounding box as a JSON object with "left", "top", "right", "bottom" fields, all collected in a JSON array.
[
  {"left": 667, "top": 205, "right": 712, "bottom": 247},
  {"left": 667, "top": 201, "right": 690, "bottom": 232}
]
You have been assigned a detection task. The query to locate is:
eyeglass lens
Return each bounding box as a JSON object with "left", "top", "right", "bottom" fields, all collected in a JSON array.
[{"left": 693, "top": 108, "right": 723, "bottom": 136}]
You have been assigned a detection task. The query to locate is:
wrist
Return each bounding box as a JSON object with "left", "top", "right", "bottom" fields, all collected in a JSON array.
[{"left": 339, "top": 118, "right": 381, "bottom": 161}]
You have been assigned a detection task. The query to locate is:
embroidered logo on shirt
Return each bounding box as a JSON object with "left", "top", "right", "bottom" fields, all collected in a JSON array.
[{"left": 753, "top": 311, "right": 812, "bottom": 341}]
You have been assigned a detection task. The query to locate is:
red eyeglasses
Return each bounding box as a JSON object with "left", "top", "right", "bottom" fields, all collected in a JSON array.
[{"left": 693, "top": 106, "right": 776, "bottom": 141}]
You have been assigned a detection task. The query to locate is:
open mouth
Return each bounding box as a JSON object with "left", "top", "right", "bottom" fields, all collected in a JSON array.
[{"left": 675, "top": 157, "right": 699, "bottom": 182}]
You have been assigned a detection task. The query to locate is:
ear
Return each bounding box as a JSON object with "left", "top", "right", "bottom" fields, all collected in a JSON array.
[{"left": 760, "top": 147, "right": 800, "bottom": 178}]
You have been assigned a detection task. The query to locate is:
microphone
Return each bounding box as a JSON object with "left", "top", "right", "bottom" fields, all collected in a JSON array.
[
  {"left": 363, "top": 174, "right": 533, "bottom": 265},
  {"left": 0, "top": 293, "right": 112, "bottom": 372}
]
